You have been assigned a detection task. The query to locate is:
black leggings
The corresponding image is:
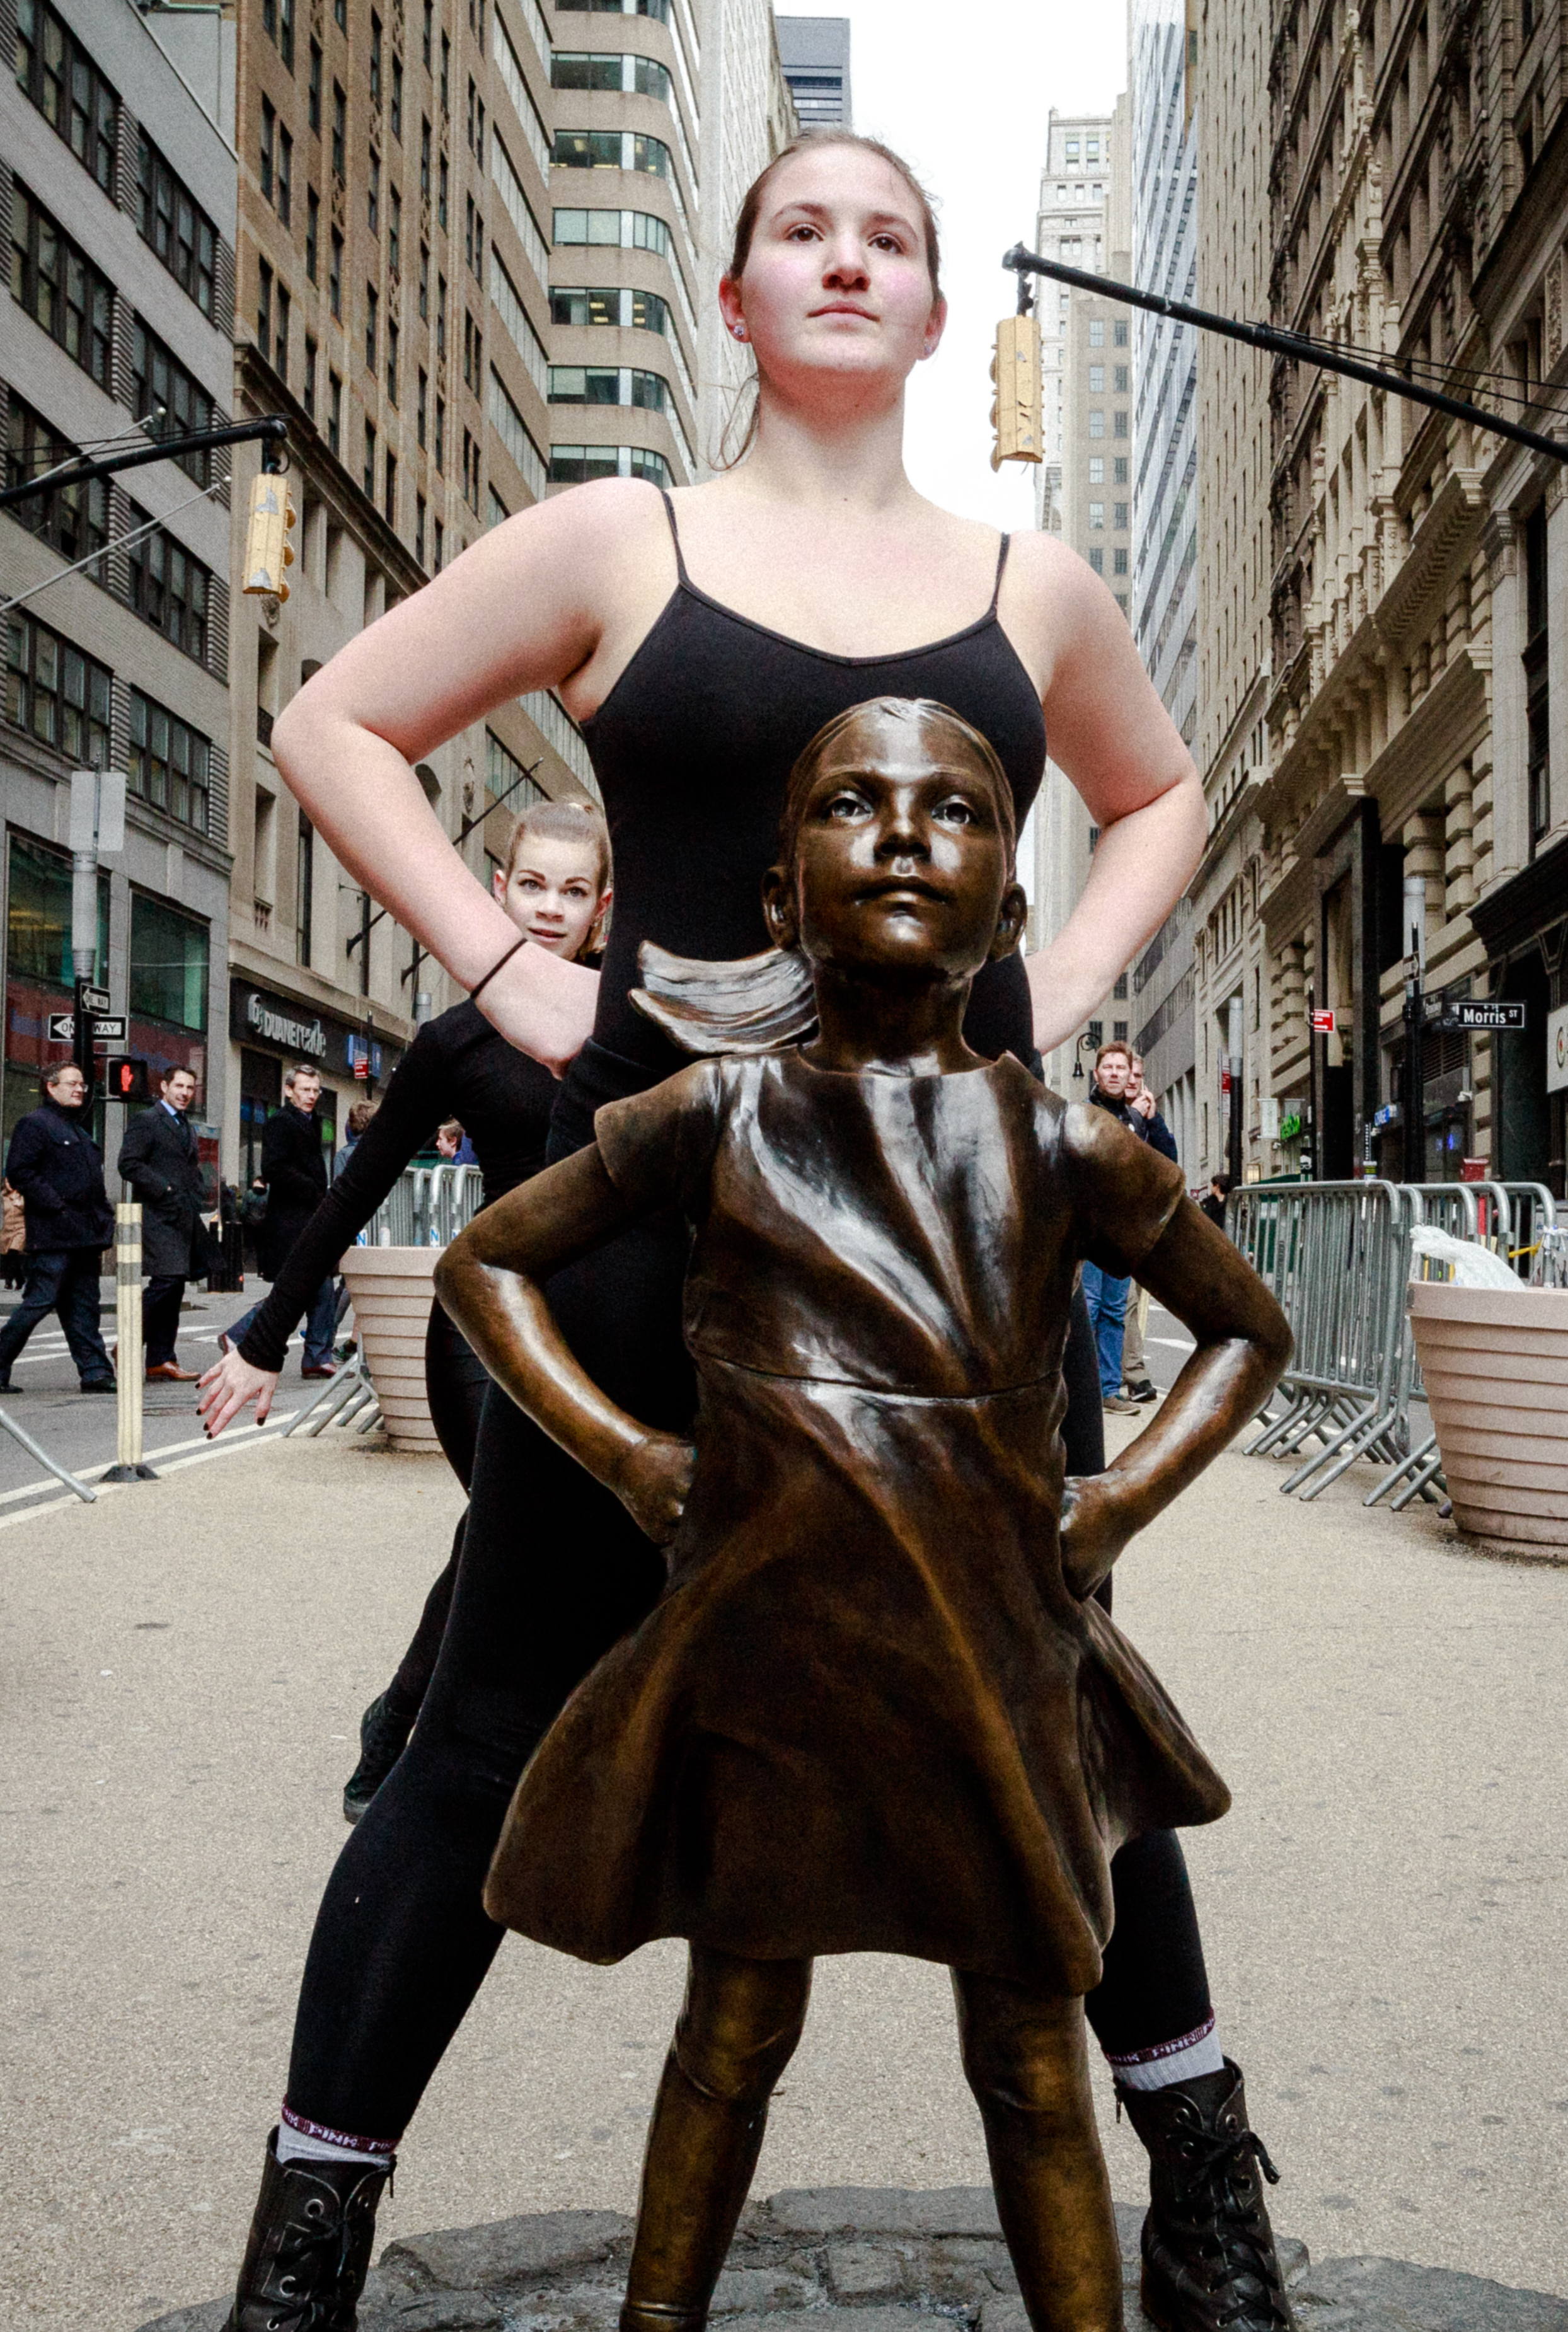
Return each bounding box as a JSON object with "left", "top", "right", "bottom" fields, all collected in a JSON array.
[
  {"left": 287, "top": 1185, "right": 1212, "bottom": 2142},
  {"left": 381, "top": 1306, "right": 492, "bottom": 1718}
]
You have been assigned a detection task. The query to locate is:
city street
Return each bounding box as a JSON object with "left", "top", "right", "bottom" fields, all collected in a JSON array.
[{"left": 1, "top": 1374, "right": 1562, "bottom": 2329}]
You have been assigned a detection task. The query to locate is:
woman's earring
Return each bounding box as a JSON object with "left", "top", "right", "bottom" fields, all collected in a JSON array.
[{"left": 732, "top": 323, "right": 747, "bottom": 340}]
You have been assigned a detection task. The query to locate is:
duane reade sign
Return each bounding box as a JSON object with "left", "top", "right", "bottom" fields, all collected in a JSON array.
[
  {"left": 243, "top": 990, "right": 328, "bottom": 1059},
  {"left": 1548, "top": 1001, "right": 1568, "bottom": 1097}
]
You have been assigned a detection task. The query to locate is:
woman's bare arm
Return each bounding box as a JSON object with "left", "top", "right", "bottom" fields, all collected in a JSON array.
[
  {"left": 1006, "top": 536, "right": 1206, "bottom": 1056},
  {"left": 434, "top": 1148, "right": 693, "bottom": 1540},
  {"left": 1059, "top": 1200, "right": 1292, "bottom": 1596},
  {"left": 271, "top": 480, "right": 658, "bottom": 1072}
]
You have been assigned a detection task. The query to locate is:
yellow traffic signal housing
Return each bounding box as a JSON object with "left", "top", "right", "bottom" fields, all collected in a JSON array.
[
  {"left": 990, "top": 314, "right": 1044, "bottom": 469},
  {"left": 242, "top": 470, "right": 297, "bottom": 598}
]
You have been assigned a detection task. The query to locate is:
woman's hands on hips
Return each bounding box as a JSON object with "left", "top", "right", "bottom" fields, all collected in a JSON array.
[
  {"left": 1058, "top": 1473, "right": 1129, "bottom": 1602},
  {"left": 609, "top": 1430, "right": 696, "bottom": 1550}
]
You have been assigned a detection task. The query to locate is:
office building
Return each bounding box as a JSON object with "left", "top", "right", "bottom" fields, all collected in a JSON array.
[
  {"left": 773, "top": 16, "right": 849, "bottom": 129},
  {"left": 3, "top": 0, "right": 238, "bottom": 1182}
]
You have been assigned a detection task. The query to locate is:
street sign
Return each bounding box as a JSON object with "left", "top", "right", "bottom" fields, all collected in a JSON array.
[
  {"left": 1310, "top": 1008, "right": 1335, "bottom": 1034},
  {"left": 80, "top": 983, "right": 110, "bottom": 1013},
  {"left": 45, "top": 1012, "right": 127, "bottom": 1044},
  {"left": 1429, "top": 1001, "right": 1526, "bottom": 1033}
]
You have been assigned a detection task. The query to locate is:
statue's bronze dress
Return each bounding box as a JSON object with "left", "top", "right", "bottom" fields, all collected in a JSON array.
[{"left": 484, "top": 1051, "right": 1230, "bottom": 1994}]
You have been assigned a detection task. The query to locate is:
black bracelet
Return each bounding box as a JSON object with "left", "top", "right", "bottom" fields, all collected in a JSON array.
[{"left": 468, "top": 934, "right": 529, "bottom": 1003}]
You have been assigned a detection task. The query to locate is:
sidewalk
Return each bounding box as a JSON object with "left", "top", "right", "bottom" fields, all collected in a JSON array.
[{"left": 0, "top": 1413, "right": 1562, "bottom": 2328}]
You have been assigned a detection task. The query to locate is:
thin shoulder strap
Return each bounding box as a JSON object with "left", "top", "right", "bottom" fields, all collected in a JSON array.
[
  {"left": 989, "top": 531, "right": 1012, "bottom": 616},
  {"left": 659, "top": 488, "right": 691, "bottom": 587}
]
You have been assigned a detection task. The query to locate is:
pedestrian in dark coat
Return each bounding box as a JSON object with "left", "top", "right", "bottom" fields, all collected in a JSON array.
[
  {"left": 224, "top": 1064, "right": 338, "bottom": 1374},
  {"left": 0, "top": 1061, "right": 116, "bottom": 1392},
  {"left": 116, "top": 1065, "right": 212, "bottom": 1380}
]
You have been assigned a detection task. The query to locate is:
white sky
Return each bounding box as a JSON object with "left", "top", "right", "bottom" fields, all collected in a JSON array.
[{"left": 824, "top": 0, "right": 1129, "bottom": 527}]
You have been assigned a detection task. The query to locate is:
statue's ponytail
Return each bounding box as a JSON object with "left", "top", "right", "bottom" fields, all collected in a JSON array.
[{"left": 631, "top": 940, "right": 816, "bottom": 1056}]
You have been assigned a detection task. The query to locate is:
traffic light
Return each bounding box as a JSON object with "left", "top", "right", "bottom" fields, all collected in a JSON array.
[
  {"left": 242, "top": 469, "right": 297, "bottom": 598},
  {"left": 990, "top": 314, "right": 1044, "bottom": 470},
  {"left": 103, "top": 1056, "right": 152, "bottom": 1104}
]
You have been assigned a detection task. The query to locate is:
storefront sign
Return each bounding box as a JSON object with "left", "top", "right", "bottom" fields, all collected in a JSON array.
[
  {"left": 1548, "top": 1003, "right": 1568, "bottom": 1096},
  {"left": 1310, "top": 1008, "right": 1335, "bottom": 1033},
  {"left": 231, "top": 983, "right": 329, "bottom": 1060}
]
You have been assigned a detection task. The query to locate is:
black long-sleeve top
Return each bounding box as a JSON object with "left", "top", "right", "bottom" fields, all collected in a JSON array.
[{"left": 238, "top": 1000, "right": 556, "bottom": 1371}]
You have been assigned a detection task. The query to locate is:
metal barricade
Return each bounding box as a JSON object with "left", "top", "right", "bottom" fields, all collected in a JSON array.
[
  {"left": 1501, "top": 1184, "right": 1559, "bottom": 1281},
  {"left": 361, "top": 1163, "right": 485, "bottom": 1249},
  {"left": 1229, "top": 1180, "right": 1417, "bottom": 1500}
]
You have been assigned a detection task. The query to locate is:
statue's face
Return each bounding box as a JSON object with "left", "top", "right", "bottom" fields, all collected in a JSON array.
[{"left": 767, "top": 708, "right": 1024, "bottom": 987}]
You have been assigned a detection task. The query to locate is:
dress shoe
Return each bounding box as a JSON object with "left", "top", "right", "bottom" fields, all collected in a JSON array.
[
  {"left": 1104, "top": 1392, "right": 1140, "bottom": 1414},
  {"left": 301, "top": 1361, "right": 338, "bottom": 1379},
  {"left": 146, "top": 1360, "right": 199, "bottom": 1382},
  {"left": 79, "top": 1378, "right": 117, "bottom": 1395}
]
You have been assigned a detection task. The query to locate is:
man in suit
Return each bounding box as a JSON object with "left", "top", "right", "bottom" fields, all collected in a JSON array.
[
  {"left": 223, "top": 1063, "right": 337, "bottom": 1377},
  {"left": 0, "top": 1061, "right": 117, "bottom": 1393},
  {"left": 117, "top": 1065, "right": 212, "bottom": 1382}
]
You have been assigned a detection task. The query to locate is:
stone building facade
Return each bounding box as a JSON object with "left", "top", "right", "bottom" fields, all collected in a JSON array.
[
  {"left": 2, "top": 0, "right": 237, "bottom": 1182},
  {"left": 1184, "top": 0, "right": 1567, "bottom": 1197}
]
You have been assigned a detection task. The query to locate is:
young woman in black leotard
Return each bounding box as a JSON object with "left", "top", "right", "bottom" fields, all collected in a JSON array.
[
  {"left": 198, "top": 802, "right": 610, "bottom": 1819},
  {"left": 218, "top": 133, "right": 1292, "bottom": 2332}
]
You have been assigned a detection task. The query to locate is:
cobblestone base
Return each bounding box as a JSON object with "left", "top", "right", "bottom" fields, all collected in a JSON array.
[{"left": 138, "top": 2184, "right": 1568, "bottom": 2332}]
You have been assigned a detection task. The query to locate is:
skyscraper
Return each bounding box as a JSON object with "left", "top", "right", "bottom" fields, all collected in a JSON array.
[{"left": 773, "top": 16, "right": 850, "bottom": 129}]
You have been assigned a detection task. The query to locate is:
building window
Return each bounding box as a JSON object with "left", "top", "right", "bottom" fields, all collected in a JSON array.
[
  {"left": 488, "top": 368, "right": 545, "bottom": 497},
  {"left": 10, "top": 185, "right": 113, "bottom": 387},
  {"left": 465, "top": 193, "right": 484, "bottom": 277},
  {"left": 1088, "top": 548, "right": 1104, "bottom": 575},
  {"left": 439, "top": 151, "right": 449, "bottom": 229},
  {"left": 550, "top": 444, "right": 671, "bottom": 487},
  {"left": 1114, "top": 456, "right": 1128, "bottom": 483},
  {"left": 1525, "top": 500, "right": 1550, "bottom": 852},
  {"left": 421, "top": 115, "right": 432, "bottom": 197},
  {"left": 441, "top": 30, "right": 450, "bottom": 113},
  {"left": 1113, "top": 546, "right": 1128, "bottom": 576},
  {"left": 364, "top": 419, "right": 377, "bottom": 497},
  {"left": 330, "top": 227, "right": 343, "bottom": 318},
  {"left": 278, "top": 124, "right": 293, "bottom": 224},
  {"left": 130, "top": 320, "right": 214, "bottom": 483},
  {"left": 14, "top": 0, "right": 118, "bottom": 192},
  {"left": 306, "top": 186, "right": 320, "bottom": 279},
  {"left": 275, "top": 282, "right": 291, "bottom": 380},
  {"left": 384, "top": 449, "right": 396, "bottom": 526},
  {"left": 366, "top": 282, "right": 378, "bottom": 369},
  {"left": 435, "top": 395, "right": 446, "bottom": 471},
  {"left": 467, "top": 77, "right": 485, "bottom": 162},
  {"left": 1088, "top": 365, "right": 1104, "bottom": 391},
  {"left": 463, "top": 309, "right": 483, "bottom": 390},
  {"left": 257, "top": 256, "right": 273, "bottom": 356},
  {"left": 1088, "top": 321, "right": 1104, "bottom": 347},
  {"left": 309, "top": 38, "right": 322, "bottom": 129},
  {"left": 417, "top": 368, "right": 428, "bottom": 446},
  {"left": 128, "top": 691, "right": 210, "bottom": 831},
  {"left": 1088, "top": 455, "right": 1104, "bottom": 484},
  {"left": 415, "top": 494, "right": 427, "bottom": 565},
  {"left": 1114, "top": 500, "right": 1128, "bottom": 529},
  {"left": 389, "top": 186, "right": 401, "bottom": 274},
  {"left": 1088, "top": 500, "right": 1104, "bottom": 529},
  {"left": 551, "top": 284, "right": 669, "bottom": 335},
  {"left": 433, "top": 516, "right": 444, "bottom": 572},
  {"left": 331, "top": 83, "right": 346, "bottom": 179},
  {"left": 437, "top": 274, "right": 447, "bottom": 357},
  {"left": 260, "top": 97, "right": 275, "bottom": 199},
  {"left": 130, "top": 894, "right": 210, "bottom": 1036},
  {"left": 462, "top": 426, "right": 481, "bottom": 512},
  {"left": 391, "top": 54, "right": 403, "bottom": 138},
  {"left": 387, "top": 317, "right": 398, "bottom": 402},
  {"left": 1114, "top": 321, "right": 1129, "bottom": 347},
  {"left": 367, "top": 152, "right": 380, "bottom": 234},
  {"left": 422, "top": 0, "right": 433, "bottom": 69},
  {"left": 370, "top": 13, "right": 383, "bottom": 104},
  {"left": 1087, "top": 410, "right": 1104, "bottom": 439},
  {"left": 489, "top": 485, "right": 509, "bottom": 528},
  {"left": 137, "top": 132, "right": 218, "bottom": 316},
  {"left": 419, "top": 241, "right": 430, "bottom": 319},
  {"left": 1114, "top": 365, "right": 1129, "bottom": 393},
  {"left": 335, "top": 0, "right": 345, "bottom": 26},
  {"left": 304, "top": 334, "right": 318, "bottom": 418},
  {"left": 5, "top": 398, "right": 107, "bottom": 572},
  {"left": 552, "top": 208, "right": 672, "bottom": 258},
  {"left": 297, "top": 814, "right": 314, "bottom": 967},
  {"left": 328, "top": 370, "right": 342, "bottom": 454},
  {"left": 5, "top": 613, "right": 111, "bottom": 764},
  {"left": 1114, "top": 410, "right": 1129, "bottom": 437}
]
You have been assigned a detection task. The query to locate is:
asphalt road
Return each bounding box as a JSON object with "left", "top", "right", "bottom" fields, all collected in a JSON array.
[
  {"left": 1, "top": 1387, "right": 1562, "bottom": 2329},
  {"left": 0, "top": 1282, "right": 330, "bottom": 1500}
]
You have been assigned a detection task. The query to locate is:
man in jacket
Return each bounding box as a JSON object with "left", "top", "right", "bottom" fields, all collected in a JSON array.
[
  {"left": 222, "top": 1065, "right": 337, "bottom": 1377},
  {"left": 0, "top": 1062, "right": 116, "bottom": 1393},
  {"left": 1083, "top": 1039, "right": 1180, "bottom": 1413},
  {"left": 1117, "top": 1053, "right": 1180, "bottom": 1405},
  {"left": 117, "top": 1065, "right": 212, "bottom": 1381}
]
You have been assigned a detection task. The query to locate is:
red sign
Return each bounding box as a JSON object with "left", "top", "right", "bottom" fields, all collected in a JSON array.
[{"left": 1310, "top": 1008, "right": 1335, "bottom": 1034}]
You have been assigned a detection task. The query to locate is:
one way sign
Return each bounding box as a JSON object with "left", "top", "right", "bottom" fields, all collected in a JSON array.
[{"left": 47, "top": 1012, "right": 129, "bottom": 1045}]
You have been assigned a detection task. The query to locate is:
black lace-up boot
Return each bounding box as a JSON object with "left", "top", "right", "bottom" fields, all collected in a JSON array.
[
  {"left": 342, "top": 1689, "right": 416, "bottom": 1824},
  {"left": 1117, "top": 2060, "right": 1295, "bottom": 2332},
  {"left": 223, "top": 2128, "right": 395, "bottom": 2331}
]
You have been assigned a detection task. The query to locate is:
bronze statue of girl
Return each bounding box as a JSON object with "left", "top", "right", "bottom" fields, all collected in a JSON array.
[{"left": 437, "top": 697, "right": 1292, "bottom": 2332}]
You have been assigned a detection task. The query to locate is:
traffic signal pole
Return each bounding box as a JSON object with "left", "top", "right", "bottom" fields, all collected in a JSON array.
[{"left": 0, "top": 415, "right": 290, "bottom": 512}]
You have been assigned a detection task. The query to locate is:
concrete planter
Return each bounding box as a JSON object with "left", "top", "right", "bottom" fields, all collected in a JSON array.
[
  {"left": 1409, "top": 1279, "right": 1568, "bottom": 1548},
  {"left": 338, "top": 1246, "right": 441, "bottom": 1453}
]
